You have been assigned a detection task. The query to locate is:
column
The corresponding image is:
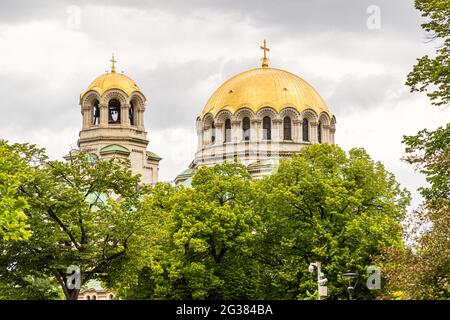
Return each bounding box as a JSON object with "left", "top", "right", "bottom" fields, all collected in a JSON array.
[
  {"left": 121, "top": 103, "right": 130, "bottom": 126},
  {"left": 99, "top": 103, "right": 108, "bottom": 127},
  {"left": 272, "top": 119, "right": 282, "bottom": 142},
  {"left": 293, "top": 119, "right": 302, "bottom": 142},
  {"left": 310, "top": 122, "right": 318, "bottom": 143},
  {"left": 231, "top": 120, "right": 241, "bottom": 142}
]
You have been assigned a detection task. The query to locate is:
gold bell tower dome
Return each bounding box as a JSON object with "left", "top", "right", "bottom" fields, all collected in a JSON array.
[{"left": 74, "top": 54, "right": 161, "bottom": 185}]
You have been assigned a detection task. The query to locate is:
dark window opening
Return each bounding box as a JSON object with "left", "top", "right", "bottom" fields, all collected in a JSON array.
[
  {"left": 303, "top": 118, "right": 309, "bottom": 142},
  {"left": 283, "top": 116, "right": 292, "bottom": 140},
  {"left": 224, "top": 119, "right": 231, "bottom": 142},
  {"left": 263, "top": 116, "right": 271, "bottom": 140},
  {"left": 211, "top": 121, "right": 216, "bottom": 143},
  {"left": 129, "top": 101, "right": 135, "bottom": 125},
  {"left": 108, "top": 99, "right": 121, "bottom": 124},
  {"left": 92, "top": 100, "right": 100, "bottom": 125},
  {"left": 318, "top": 121, "right": 322, "bottom": 143},
  {"left": 243, "top": 117, "right": 250, "bottom": 141}
]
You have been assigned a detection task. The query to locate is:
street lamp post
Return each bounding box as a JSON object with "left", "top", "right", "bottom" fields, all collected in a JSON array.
[
  {"left": 341, "top": 273, "right": 359, "bottom": 300},
  {"left": 309, "top": 262, "right": 328, "bottom": 300}
]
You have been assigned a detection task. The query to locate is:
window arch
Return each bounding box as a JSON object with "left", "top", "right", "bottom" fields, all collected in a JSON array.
[
  {"left": 86, "top": 295, "right": 91, "bottom": 300},
  {"left": 92, "top": 100, "right": 100, "bottom": 125},
  {"left": 283, "top": 116, "right": 292, "bottom": 140},
  {"left": 263, "top": 116, "right": 271, "bottom": 140},
  {"left": 224, "top": 119, "right": 231, "bottom": 142},
  {"left": 318, "top": 121, "right": 322, "bottom": 143},
  {"left": 302, "top": 118, "right": 309, "bottom": 142},
  {"left": 242, "top": 117, "right": 250, "bottom": 141},
  {"left": 108, "top": 99, "right": 121, "bottom": 124},
  {"left": 211, "top": 121, "right": 216, "bottom": 143},
  {"left": 129, "top": 101, "right": 135, "bottom": 125}
]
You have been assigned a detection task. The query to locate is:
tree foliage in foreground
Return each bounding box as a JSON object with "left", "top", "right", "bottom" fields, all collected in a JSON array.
[
  {"left": 0, "top": 140, "right": 33, "bottom": 241},
  {"left": 254, "top": 145, "right": 410, "bottom": 299},
  {"left": 0, "top": 144, "right": 148, "bottom": 300},
  {"left": 107, "top": 145, "right": 410, "bottom": 300},
  {"left": 106, "top": 163, "right": 264, "bottom": 299},
  {"left": 380, "top": 124, "right": 450, "bottom": 299},
  {"left": 406, "top": 0, "right": 450, "bottom": 107}
]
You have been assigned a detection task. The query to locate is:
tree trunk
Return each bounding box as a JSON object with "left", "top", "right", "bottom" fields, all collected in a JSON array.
[{"left": 65, "top": 288, "right": 80, "bottom": 300}]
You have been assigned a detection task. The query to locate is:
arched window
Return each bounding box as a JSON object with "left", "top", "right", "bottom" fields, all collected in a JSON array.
[
  {"left": 92, "top": 100, "right": 100, "bottom": 125},
  {"left": 108, "top": 99, "right": 121, "bottom": 124},
  {"left": 86, "top": 295, "right": 91, "bottom": 300},
  {"left": 92, "top": 295, "right": 97, "bottom": 300},
  {"left": 263, "top": 116, "right": 271, "bottom": 140},
  {"left": 211, "top": 121, "right": 216, "bottom": 143},
  {"left": 129, "top": 101, "right": 135, "bottom": 125},
  {"left": 224, "top": 119, "right": 231, "bottom": 142},
  {"left": 242, "top": 117, "right": 250, "bottom": 141},
  {"left": 283, "top": 116, "right": 292, "bottom": 140},
  {"left": 318, "top": 121, "right": 322, "bottom": 143},
  {"left": 302, "top": 118, "right": 309, "bottom": 142},
  {"left": 109, "top": 294, "right": 114, "bottom": 300}
]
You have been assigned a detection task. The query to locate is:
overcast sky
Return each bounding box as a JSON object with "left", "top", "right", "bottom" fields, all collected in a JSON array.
[{"left": 0, "top": 0, "right": 448, "bottom": 208}]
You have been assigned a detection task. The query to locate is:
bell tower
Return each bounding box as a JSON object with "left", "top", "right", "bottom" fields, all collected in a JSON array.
[{"left": 73, "top": 55, "right": 161, "bottom": 184}]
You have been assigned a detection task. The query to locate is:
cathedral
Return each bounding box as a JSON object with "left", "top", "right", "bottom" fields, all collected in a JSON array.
[{"left": 72, "top": 41, "right": 336, "bottom": 299}]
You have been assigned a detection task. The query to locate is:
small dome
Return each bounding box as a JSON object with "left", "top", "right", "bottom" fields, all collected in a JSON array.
[
  {"left": 82, "top": 71, "right": 142, "bottom": 97},
  {"left": 200, "top": 67, "right": 331, "bottom": 119}
]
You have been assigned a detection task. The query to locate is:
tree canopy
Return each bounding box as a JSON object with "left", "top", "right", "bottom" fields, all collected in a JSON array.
[
  {"left": 0, "top": 143, "right": 148, "bottom": 300},
  {"left": 107, "top": 145, "right": 410, "bottom": 300},
  {"left": 406, "top": 0, "right": 450, "bottom": 107}
]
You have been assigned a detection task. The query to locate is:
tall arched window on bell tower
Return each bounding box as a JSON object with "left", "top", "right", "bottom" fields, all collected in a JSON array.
[
  {"left": 92, "top": 100, "right": 100, "bottom": 125},
  {"left": 129, "top": 101, "right": 135, "bottom": 125},
  {"left": 108, "top": 99, "right": 121, "bottom": 124}
]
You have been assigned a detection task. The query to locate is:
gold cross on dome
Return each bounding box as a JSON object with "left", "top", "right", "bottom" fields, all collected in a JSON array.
[
  {"left": 260, "top": 40, "right": 270, "bottom": 68},
  {"left": 110, "top": 53, "right": 117, "bottom": 73}
]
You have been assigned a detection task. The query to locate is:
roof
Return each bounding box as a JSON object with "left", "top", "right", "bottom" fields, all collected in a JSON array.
[
  {"left": 146, "top": 151, "right": 162, "bottom": 160},
  {"left": 82, "top": 71, "right": 143, "bottom": 98},
  {"left": 200, "top": 67, "right": 331, "bottom": 119},
  {"left": 100, "top": 144, "right": 130, "bottom": 155}
]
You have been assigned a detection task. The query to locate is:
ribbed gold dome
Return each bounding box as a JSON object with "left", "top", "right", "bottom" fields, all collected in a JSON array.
[
  {"left": 82, "top": 71, "right": 142, "bottom": 97},
  {"left": 200, "top": 67, "right": 330, "bottom": 118}
]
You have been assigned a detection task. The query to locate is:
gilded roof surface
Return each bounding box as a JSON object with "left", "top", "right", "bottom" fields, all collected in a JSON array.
[{"left": 200, "top": 67, "right": 331, "bottom": 119}]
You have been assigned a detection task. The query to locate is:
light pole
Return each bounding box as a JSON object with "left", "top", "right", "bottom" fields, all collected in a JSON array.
[
  {"left": 341, "top": 273, "right": 359, "bottom": 300},
  {"left": 309, "top": 262, "right": 328, "bottom": 300}
]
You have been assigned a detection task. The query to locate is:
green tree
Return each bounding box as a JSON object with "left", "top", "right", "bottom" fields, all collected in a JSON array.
[
  {"left": 406, "top": 0, "right": 450, "bottom": 107},
  {"left": 108, "top": 163, "right": 265, "bottom": 299},
  {"left": 381, "top": 124, "right": 449, "bottom": 299},
  {"left": 0, "top": 140, "right": 32, "bottom": 241},
  {"left": 255, "top": 144, "right": 410, "bottom": 299},
  {"left": 0, "top": 145, "right": 149, "bottom": 300}
]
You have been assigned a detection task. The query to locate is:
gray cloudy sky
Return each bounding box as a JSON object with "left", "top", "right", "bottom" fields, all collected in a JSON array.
[{"left": 0, "top": 0, "right": 449, "bottom": 208}]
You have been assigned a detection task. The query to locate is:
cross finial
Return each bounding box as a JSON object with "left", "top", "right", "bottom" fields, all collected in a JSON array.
[
  {"left": 260, "top": 39, "right": 270, "bottom": 68},
  {"left": 110, "top": 53, "right": 117, "bottom": 73}
]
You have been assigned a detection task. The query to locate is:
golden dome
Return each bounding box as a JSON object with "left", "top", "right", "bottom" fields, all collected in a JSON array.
[
  {"left": 81, "top": 54, "right": 143, "bottom": 98},
  {"left": 83, "top": 71, "right": 142, "bottom": 97},
  {"left": 200, "top": 67, "right": 331, "bottom": 119}
]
